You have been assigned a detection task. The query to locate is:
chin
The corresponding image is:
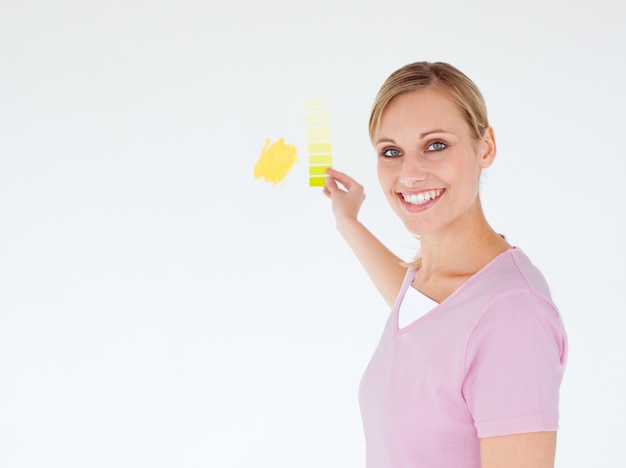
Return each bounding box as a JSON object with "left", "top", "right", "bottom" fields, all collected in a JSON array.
[{"left": 402, "top": 221, "right": 436, "bottom": 238}]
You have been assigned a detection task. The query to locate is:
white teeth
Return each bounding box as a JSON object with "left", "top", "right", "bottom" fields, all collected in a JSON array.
[{"left": 402, "top": 190, "right": 443, "bottom": 205}]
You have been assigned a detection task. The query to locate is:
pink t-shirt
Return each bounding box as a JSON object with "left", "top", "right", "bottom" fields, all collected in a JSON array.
[{"left": 359, "top": 248, "right": 568, "bottom": 467}]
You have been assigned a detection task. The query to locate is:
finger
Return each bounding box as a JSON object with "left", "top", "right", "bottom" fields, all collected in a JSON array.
[
  {"left": 326, "top": 168, "right": 356, "bottom": 190},
  {"left": 324, "top": 175, "right": 336, "bottom": 191},
  {"left": 326, "top": 167, "right": 349, "bottom": 180},
  {"left": 324, "top": 175, "right": 344, "bottom": 194}
]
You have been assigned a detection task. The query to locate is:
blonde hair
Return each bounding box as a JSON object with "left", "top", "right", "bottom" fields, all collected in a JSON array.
[
  {"left": 369, "top": 62, "right": 490, "bottom": 269},
  {"left": 369, "top": 61, "right": 489, "bottom": 144}
]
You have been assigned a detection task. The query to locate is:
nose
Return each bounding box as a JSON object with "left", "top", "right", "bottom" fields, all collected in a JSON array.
[{"left": 399, "top": 154, "right": 428, "bottom": 187}]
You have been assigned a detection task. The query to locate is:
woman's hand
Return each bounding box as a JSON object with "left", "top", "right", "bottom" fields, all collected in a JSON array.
[{"left": 323, "top": 168, "right": 366, "bottom": 224}]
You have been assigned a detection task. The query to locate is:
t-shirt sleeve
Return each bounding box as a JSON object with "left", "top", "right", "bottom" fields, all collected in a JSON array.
[{"left": 462, "top": 291, "right": 568, "bottom": 438}]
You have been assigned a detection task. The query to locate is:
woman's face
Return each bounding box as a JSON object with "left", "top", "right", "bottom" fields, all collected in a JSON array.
[{"left": 375, "top": 87, "right": 496, "bottom": 237}]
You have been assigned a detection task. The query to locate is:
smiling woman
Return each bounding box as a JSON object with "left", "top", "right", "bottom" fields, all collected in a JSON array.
[
  {"left": 322, "top": 62, "right": 568, "bottom": 468},
  {"left": 375, "top": 87, "right": 496, "bottom": 247}
]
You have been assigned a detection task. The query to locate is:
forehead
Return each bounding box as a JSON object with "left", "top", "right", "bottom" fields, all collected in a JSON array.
[{"left": 378, "top": 87, "right": 466, "bottom": 135}]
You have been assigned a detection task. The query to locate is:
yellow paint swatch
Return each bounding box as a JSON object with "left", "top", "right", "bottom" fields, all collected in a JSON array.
[
  {"left": 305, "top": 98, "right": 332, "bottom": 187},
  {"left": 253, "top": 138, "right": 298, "bottom": 186}
]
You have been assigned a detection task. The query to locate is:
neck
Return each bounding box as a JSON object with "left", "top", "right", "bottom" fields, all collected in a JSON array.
[{"left": 417, "top": 205, "right": 510, "bottom": 279}]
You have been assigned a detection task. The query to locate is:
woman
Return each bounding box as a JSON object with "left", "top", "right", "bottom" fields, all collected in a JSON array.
[{"left": 323, "top": 62, "right": 567, "bottom": 468}]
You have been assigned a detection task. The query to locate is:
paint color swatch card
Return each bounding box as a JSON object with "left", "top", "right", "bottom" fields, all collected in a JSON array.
[{"left": 305, "top": 98, "right": 332, "bottom": 187}]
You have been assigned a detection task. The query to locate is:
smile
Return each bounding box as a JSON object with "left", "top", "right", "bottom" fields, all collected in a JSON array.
[{"left": 401, "top": 189, "right": 444, "bottom": 205}]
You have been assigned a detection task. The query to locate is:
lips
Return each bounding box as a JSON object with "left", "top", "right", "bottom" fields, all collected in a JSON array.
[{"left": 400, "top": 189, "right": 445, "bottom": 206}]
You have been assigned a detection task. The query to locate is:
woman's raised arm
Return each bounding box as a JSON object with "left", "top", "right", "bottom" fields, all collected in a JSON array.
[{"left": 323, "top": 168, "right": 407, "bottom": 307}]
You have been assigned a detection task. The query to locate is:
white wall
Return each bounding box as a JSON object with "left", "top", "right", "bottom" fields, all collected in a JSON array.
[{"left": 1, "top": 0, "right": 624, "bottom": 466}]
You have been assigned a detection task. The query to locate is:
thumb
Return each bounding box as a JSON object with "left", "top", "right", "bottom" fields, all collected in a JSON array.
[
  {"left": 325, "top": 174, "right": 341, "bottom": 193},
  {"left": 324, "top": 174, "right": 340, "bottom": 193},
  {"left": 322, "top": 175, "right": 334, "bottom": 198}
]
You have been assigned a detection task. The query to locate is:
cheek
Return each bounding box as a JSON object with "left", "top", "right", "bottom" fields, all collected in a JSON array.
[
  {"left": 377, "top": 158, "right": 403, "bottom": 184},
  {"left": 448, "top": 159, "right": 482, "bottom": 190},
  {"left": 376, "top": 162, "right": 391, "bottom": 188}
]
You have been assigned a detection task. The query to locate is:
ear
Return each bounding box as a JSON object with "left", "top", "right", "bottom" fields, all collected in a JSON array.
[{"left": 478, "top": 126, "right": 497, "bottom": 168}]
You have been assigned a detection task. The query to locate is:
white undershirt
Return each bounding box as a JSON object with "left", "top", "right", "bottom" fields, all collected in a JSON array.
[{"left": 398, "top": 286, "right": 439, "bottom": 329}]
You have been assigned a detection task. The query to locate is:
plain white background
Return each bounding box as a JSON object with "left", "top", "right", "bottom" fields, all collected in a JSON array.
[{"left": 1, "top": 0, "right": 625, "bottom": 466}]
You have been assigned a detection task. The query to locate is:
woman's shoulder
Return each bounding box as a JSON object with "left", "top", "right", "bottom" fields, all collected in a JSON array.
[
  {"left": 465, "top": 249, "right": 566, "bottom": 355},
  {"left": 474, "top": 247, "right": 553, "bottom": 301}
]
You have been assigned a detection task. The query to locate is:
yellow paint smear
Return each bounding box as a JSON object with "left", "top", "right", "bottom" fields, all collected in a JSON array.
[{"left": 253, "top": 138, "right": 298, "bottom": 186}]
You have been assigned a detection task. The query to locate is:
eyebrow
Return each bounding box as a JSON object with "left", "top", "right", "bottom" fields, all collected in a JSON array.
[{"left": 375, "top": 130, "right": 453, "bottom": 145}]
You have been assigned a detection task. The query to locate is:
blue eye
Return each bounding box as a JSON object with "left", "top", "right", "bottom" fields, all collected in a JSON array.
[
  {"left": 382, "top": 148, "right": 401, "bottom": 158},
  {"left": 427, "top": 141, "right": 446, "bottom": 152}
]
